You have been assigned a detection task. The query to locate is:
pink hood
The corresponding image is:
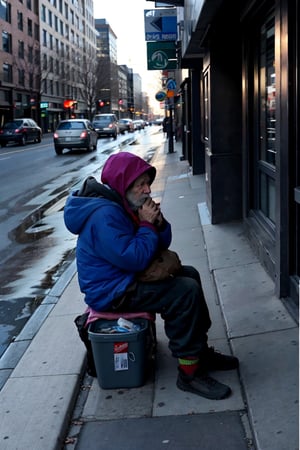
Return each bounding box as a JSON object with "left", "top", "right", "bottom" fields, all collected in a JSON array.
[{"left": 101, "top": 152, "right": 156, "bottom": 198}]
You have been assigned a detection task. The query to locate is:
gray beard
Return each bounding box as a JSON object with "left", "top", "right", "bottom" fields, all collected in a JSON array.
[{"left": 126, "top": 192, "right": 149, "bottom": 211}]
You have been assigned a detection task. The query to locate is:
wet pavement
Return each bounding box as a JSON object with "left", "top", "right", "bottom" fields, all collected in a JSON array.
[
  {"left": 0, "top": 128, "right": 161, "bottom": 357},
  {"left": 0, "top": 136, "right": 297, "bottom": 450}
]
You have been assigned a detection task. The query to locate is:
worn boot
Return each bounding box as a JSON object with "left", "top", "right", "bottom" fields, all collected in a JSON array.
[{"left": 176, "top": 367, "right": 231, "bottom": 400}]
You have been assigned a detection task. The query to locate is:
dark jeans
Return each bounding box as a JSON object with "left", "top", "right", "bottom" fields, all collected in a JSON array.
[{"left": 115, "top": 266, "right": 212, "bottom": 358}]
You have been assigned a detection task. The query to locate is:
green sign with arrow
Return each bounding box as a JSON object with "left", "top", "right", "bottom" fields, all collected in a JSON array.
[{"left": 147, "top": 41, "right": 177, "bottom": 70}]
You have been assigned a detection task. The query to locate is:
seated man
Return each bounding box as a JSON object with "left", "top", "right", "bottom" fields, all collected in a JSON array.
[{"left": 64, "top": 152, "right": 239, "bottom": 400}]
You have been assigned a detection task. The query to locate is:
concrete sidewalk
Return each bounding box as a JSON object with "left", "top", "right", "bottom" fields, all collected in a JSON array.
[{"left": 0, "top": 138, "right": 298, "bottom": 450}]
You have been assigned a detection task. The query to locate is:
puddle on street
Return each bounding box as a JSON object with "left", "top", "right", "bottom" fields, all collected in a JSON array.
[
  {"left": 0, "top": 145, "right": 119, "bottom": 354},
  {"left": 0, "top": 130, "right": 164, "bottom": 357},
  {"left": 2, "top": 213, "right": 77, "bottom": 299},
  {"left": 0, "top": 207, "right": 77, "bottom": 356}
]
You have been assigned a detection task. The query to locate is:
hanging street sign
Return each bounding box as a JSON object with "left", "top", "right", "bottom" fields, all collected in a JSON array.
[
  {"left": 144, "top": 9, "right": 177, "bottom": 41},
  {"left": 155, "top": 90, "right": 167, "bottom": 101},
  {"left": 166, "top": 78, "right": 177, "bottom": 90},
  {"left": 147, "top": 41, "right": 177, "bottom": 70}
]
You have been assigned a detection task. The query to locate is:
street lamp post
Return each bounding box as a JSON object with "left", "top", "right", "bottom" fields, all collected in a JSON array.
[{"left": 166, "top": 97, "right": 174, "bottom": 153}]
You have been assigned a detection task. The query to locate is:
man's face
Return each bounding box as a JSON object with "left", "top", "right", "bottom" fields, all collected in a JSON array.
[{"left": 126, "top": 172, "right": 151, "bottom": 209}]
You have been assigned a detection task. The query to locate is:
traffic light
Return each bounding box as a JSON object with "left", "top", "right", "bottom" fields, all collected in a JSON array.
[
  {"left": 63, "top": 99, "right": 77, "bottom": 109},
  {"left": 118, "top": 99, "right": 123, "bottom": 105},
  {"left": 63, "top": 99, "right": 77, "bottom": 118},
  {"left": 98, "top": 100, "right": 105, "bottom": 107}
]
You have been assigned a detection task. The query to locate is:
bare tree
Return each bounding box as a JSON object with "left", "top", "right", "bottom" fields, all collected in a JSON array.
[
  {"left": 77, "top": 54, "right": 98, "bottom": 120},
  {"left": 12, "top": 45, "right": 44, "bottom": 123}
]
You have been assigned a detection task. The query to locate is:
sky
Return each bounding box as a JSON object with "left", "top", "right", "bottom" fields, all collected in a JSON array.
[{"left": 93, "top": 0, "right": 162, "bottom": 112}]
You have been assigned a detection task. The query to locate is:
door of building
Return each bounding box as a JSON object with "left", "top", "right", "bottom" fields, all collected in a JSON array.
[
  {"left": 244, "top": 0, "right": 299, "bottom": 313},
  {"left": 289, "top": 1, "right": 299, "bottom": 312}
]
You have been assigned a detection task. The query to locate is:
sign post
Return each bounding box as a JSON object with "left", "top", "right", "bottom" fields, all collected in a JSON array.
[
  {"left": 167, "top": 97, "right": 174, "bottom": 153},
  {"left": 145, "top": 7, "right": 178, "bottom": 151}
]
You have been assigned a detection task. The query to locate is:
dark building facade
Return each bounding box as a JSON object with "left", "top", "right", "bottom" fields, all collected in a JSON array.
[
  {"left": 118, "top": 64, "right": 134, "bottom": 119},
  {"left": 179, "top": 0, "right": 299, "bottom": 314},
  {"left": 95, "top": 18, "right": 119, "bottom": 115}
]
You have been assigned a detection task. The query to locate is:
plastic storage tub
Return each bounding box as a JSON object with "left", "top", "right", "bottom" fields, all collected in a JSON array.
[{"left": 88, "top": 318, "right": 149, "bottom": 389}]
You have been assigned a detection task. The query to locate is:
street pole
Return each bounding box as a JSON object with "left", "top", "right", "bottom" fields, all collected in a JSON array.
[{"left": 168, "top": 100, "right": 174, "bottom": 154}]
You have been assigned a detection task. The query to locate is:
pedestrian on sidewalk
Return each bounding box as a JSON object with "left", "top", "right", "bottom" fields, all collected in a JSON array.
[
  {"left": 162, "top": 116, "right": 169, "bottom": 138},
  {"left": 64, "top": 152, "right": 239, "bottom": 400}
]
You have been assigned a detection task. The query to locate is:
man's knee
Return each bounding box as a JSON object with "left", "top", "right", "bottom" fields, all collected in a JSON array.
[
  {"left": 180, "top": 265, "right": 201, "bottom": 284},
  {"left": 174, "top": 276, "right": 202, "bottom": 300}
]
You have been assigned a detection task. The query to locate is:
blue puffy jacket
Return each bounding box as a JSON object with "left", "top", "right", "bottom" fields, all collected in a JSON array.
[{"left": 64, "top": 152, "right": 172, "bottom": 311}]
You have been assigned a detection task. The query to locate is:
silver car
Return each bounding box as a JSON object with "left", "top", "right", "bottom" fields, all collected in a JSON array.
[
  {"left": 118, "top": 118, "right": 134, "bottom": 134},
  {"left": 92, "top": 114, "right": 119, "bottom": 139},
  {"left": 53, "top": 119, "right": 98, "bottom": 155}
]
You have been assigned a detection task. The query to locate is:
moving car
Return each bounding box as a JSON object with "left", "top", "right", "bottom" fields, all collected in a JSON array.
[
  {"left": 0, "top": 118, "right": 42, "bottom": 147},
  {"left": 92, "top": 113, "right": 118, "bottom": 139},
  {"left": 118, "top": 118, "right": 134, "bottom": 134},
  {"left": 133, "top": 119, "right": 145, "bottom": 130},
  {"left": 153, "top": 117, "right": 164, "bottom": 126},
  {"left": 53, "top": 119, "right": 98, "bottom": 155}
]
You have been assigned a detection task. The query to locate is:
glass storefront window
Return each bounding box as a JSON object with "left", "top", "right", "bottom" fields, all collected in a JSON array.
[
  {"left": 256, "top": 14, "right": 276, "bottom": 225},
  {"left": 260, "top": 17, "right": 276, "bottom": 166},
  {"left": 202, "top": 70, "right": 210, "bottom": 141}
]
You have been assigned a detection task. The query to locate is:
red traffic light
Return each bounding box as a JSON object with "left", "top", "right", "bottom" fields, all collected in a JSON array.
[
  {"left": 64, "top": 99, "right": 76, "bottom": 109},
  {"left": 99, "top": 100, "right": 105, "bottom": 107}
]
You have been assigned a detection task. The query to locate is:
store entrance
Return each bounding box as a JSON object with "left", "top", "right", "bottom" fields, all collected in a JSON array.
[{"left": 288, "top": 2, "right": 299, "bottom": 315}]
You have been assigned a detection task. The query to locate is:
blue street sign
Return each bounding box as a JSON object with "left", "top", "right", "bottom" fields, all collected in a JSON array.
[
  {"left": 144, "top": 9, "right": 177, "bottom": 42},
  {"left": 166, "top": 78, "right": 176, "bottom": 90}
]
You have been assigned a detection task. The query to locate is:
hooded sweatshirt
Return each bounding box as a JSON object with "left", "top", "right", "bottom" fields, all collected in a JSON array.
[{"left": 64, "top": 152, "right": 172, "bottom": 311}]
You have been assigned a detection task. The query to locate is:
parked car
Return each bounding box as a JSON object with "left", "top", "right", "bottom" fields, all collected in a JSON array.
[
  {"left": 92, "top": 113, "right": 119, "bottom": 139},
  {"left": 53, "top": 119, "right": 98, "bottom": 155},
  {"left": 118, "top": 118, "right": 134, "bottom": 134},
  {"left": 0, "top": 118, "right": 42, "bottom": 147},
  {"left": 133, "top": 119, "right": 145, "bottom": 130}
]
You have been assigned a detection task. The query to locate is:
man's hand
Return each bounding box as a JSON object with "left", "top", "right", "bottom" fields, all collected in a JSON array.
[{"left": 138, "top": 198, "right": 161, "bottom": 224}]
